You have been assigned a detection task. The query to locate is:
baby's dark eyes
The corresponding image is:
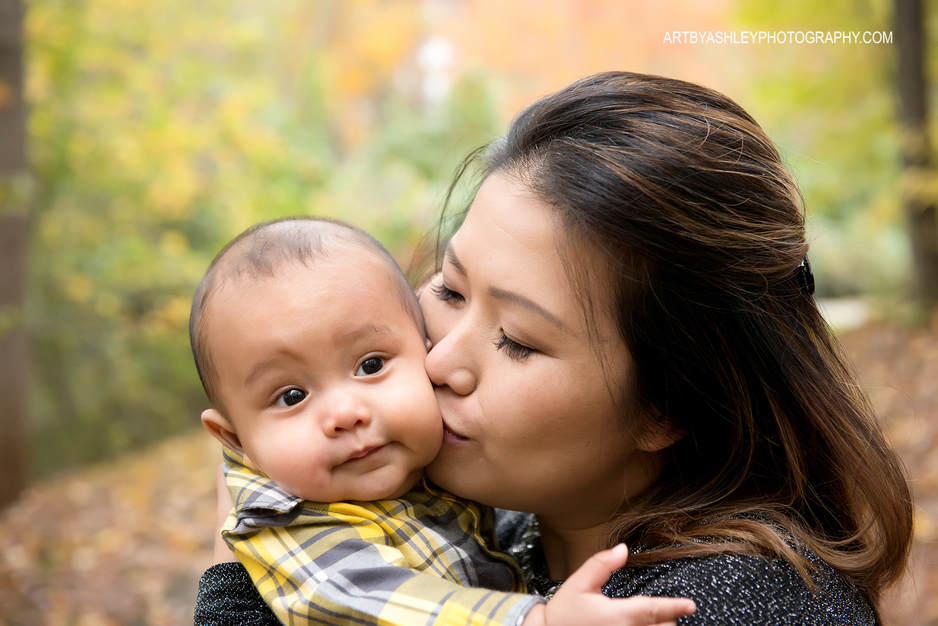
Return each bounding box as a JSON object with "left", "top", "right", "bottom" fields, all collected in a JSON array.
[
  {"left": 356, "top": 357, "right": 385, "bottom": 376},
  {"left": 275, "top": 388, "right": 307, "bottom": 407},
  {"left": 271, "top": 358, "right": 384, "bottom": 407}
]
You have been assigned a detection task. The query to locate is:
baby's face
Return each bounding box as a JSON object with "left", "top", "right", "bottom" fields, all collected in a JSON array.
[{"left": 204, "top": 249, "right": 442, "bottom": 502}]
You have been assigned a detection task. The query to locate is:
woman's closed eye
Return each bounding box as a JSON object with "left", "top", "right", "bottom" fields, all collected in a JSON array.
[
  {"left": 275, "top": 388, "right": 307, "bottom": 407},
  {"left": 431, "top": 282, "right": 465, "bottom": 304},
  {"left": 494, "top": 332, "right": 535, "bottom": 361}
]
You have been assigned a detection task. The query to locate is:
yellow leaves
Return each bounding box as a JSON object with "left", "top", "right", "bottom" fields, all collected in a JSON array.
[
  {"left": 152, "top": 296, "right": 191, "bottom": 333},
  {"left": 323, "top": 0, "right": 422, "bottom": 146},
  {"left": 329, "top": 1, "right": 419, "bottom": 99},
  {"left": 0, "top": 433, "right": 220, "bottom": 624},
  {"left": 22, "top": 0, "right": 464, "bottom": 488},
  {"left": 146, "top": 162, "right": 200, "bottom": 220},
  {"left": 159, "top": 230, "right": 188, "bottom": 257},
  {"left": 216, "top": 92, "right": 285, "bottom": 159},
  {"left": 93, "top": 291, "right": 122, "bottom": 320},
  {"left": 65, "top": 274, "right": 94, "bottom": 304},
  {"left": 327, "top": 2, "right": 419, "bottom": 97}
]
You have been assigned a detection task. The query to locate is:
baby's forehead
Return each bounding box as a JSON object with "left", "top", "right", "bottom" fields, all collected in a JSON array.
[
  {"left": 217, "top": 238, "right": 393, "bottom": 289},
  {"left": 203, "top": 221, "right": 423, "bottom": 335},
  {"left": 213, "top": 243, "right": 409, "bottom": 315}
]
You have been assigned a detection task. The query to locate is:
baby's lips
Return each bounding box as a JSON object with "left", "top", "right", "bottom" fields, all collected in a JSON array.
[{"left": 344, "top": 443, "right": 386, "bottom": 463}]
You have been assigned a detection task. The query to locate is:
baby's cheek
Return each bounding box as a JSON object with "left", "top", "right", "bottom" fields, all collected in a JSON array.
[{"left": 278, "top": 467, "right": 334, "bottom": 503}]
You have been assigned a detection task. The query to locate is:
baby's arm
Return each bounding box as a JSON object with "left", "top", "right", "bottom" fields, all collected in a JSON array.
[{"left": 523, "top": 545, "right": 696, "bottom": 626}]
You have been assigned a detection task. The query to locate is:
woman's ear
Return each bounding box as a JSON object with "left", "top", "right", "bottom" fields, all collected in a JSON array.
[{"left": 201, "top": 409, "right": 244, "bottom": 454}]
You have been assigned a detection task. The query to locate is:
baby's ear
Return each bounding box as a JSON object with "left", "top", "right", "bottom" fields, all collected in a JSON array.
[{"left": 201, "top": 409, "right": 244, "bottom": 454}]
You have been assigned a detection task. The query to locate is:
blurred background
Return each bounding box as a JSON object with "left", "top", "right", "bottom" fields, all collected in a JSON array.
[{"left": 0, "top": 0, "right": 936, "bottom": 623}]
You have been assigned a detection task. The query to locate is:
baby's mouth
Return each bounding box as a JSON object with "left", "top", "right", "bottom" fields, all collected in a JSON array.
[{"left": 346, "top": 444, "right": 385, "bottom": 462}]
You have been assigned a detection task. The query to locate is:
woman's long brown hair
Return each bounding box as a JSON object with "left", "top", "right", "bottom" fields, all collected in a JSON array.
[{"left": 459, "top": 72, "right": 912, "bottom": 615}]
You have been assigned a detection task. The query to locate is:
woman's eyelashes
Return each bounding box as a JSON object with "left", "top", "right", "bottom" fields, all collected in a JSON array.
[
  {"left": 431, "top": 282, "right": 465, "bottom": 304},
  {"left": 494, "top": 333, "right": 535, "bottom": 361},
  {"left": 432, "top": 276, "right": 535, "bottom": 361},
  {"left": 275, "top": 388, "right": 307, "bottom": 407}
]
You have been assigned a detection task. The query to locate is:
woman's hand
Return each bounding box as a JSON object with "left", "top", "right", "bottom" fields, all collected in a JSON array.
[
  {"left": 523, "top": 545, "right": 696, "bottom": 626},
  {"left": 213, "top": 463, "right": 238, "bottom": 564}
]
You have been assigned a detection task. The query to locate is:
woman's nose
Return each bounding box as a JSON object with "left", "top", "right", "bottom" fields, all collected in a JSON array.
[
  {"left": 425, "top": 318, "right": 477, "bottom": 396},
  {"left": 320, "top": 392, "right": 372, "bottom": 436}
]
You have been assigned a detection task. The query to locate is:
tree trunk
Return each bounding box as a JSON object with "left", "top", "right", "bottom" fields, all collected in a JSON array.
[
  {"left": 895, "top": 0, "right": 938, "bottom": 310},
  {"left": 0, "top": 0, "right": 29, "bottom": 507}
]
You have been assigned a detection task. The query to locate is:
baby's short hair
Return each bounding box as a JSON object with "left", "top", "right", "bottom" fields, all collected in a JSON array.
[{"left": 189, "top": 216, "right": 423, "bottom": 411}]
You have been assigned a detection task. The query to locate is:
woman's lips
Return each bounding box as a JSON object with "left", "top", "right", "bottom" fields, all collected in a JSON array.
[
  {"left": 434, "top": 386, "right": 469, "bottom": 443},
  {"left": 442, "top": 421, "right": 469, "bottom": 443}
]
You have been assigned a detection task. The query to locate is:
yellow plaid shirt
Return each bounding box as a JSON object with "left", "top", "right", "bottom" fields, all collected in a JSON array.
[{"left": 221, "top": 449, "right": 543, "bottom": 626}]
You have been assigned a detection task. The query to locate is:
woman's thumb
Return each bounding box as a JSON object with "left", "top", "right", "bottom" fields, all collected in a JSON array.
[{"left": 562, "top": 544, "right": 629, "bottom": 593}]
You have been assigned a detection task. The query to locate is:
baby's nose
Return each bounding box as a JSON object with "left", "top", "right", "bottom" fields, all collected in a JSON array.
[{"left": 321, "top": 394, "right": 371, "bottom": 436}]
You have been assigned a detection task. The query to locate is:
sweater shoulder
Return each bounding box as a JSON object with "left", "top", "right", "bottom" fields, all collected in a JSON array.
[{"left": 604, "top": 551, "right": 875, "bottom": 625}]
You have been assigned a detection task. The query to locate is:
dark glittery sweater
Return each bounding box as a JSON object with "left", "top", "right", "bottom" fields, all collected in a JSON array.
[{"left": 194, "top": 510, "right": 876, "bottom": 625}]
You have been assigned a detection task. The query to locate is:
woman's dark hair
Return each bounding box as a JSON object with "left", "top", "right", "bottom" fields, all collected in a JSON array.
[{"left": 444, "top": 72, "right": 912, "bottom": 613}]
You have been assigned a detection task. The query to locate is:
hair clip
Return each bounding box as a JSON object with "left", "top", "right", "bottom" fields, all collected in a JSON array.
[{"left": 799, "top": 257, "right": 815, "bottom": 296}]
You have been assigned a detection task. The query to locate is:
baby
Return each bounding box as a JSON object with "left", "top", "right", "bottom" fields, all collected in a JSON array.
[{"left": 190, "top": 216, "right": 696, "bottom": 626}]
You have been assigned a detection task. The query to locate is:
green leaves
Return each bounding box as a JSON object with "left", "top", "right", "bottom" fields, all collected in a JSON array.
[
  {"left": 24, "top": 0, "right": 499, "bottom": 475},
  {"left": 733, "top": 0, "right": 926, "bottom": 299}
]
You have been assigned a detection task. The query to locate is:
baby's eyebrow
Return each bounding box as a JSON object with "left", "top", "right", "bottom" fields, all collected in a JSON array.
[
  {"left": 336, "top": 323, "right": 395, "bottom": 341},
  {"left": 245, "top": 356, "right": 286, "bottom": 387},
  {"left": 243, "top": 323, "right": 395, "bottom": 387}
]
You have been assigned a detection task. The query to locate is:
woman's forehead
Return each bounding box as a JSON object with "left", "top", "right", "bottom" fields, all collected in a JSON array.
[{"left": 451, "top": 174, "right": 620, "bottom": 336}]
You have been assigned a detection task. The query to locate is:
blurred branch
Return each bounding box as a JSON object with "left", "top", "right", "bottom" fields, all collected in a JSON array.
[
  {"left": 0, "top": 0, "right": 28, "bottom": 507},
  {"left": 895, "top": 0, "right": 938, "bottom": 310}
]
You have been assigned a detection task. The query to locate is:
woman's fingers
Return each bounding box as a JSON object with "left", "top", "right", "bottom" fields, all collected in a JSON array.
[
  {"left": 555, "top": 545, "right": 696, "bottom": 626},
  {"left": 617, "top": 596, "right": 697, "bottom": 625}
]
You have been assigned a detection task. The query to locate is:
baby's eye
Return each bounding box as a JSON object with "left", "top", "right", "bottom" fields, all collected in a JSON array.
[
  {"left": 356, "top": 357, "right": 385, "bottom": 376},
  {"left": 275, "top": 388, "right": 307, "bottom": 407}
]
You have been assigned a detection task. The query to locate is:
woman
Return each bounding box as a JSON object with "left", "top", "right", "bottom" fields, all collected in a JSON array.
[{"left": 196, "top": 71, "right": 912, "bottom": 622}]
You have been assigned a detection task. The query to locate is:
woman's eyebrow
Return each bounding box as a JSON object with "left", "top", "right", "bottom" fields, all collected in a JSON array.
[
  {"left": 444, "top": 244, "right": 467, "bottom": 276},
  {"left": 446, "top": 242, "right": 567, "bottom": 331},
  {"left": 488, "top": 287, "right": 568, "bottom": 331}
]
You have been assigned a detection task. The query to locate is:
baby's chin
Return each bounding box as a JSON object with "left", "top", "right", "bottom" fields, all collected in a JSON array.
[
  {"left": 326, "top": 469, "right": 425, "bottom": 503},
  {"left": 378, "top": 473, "right": 424, "bottom": 500}
]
